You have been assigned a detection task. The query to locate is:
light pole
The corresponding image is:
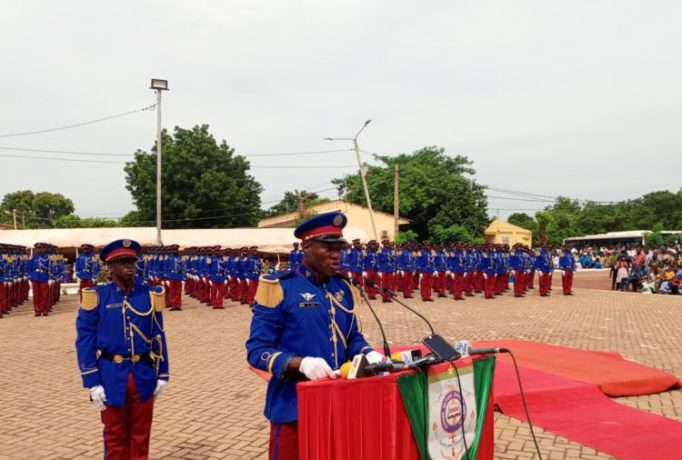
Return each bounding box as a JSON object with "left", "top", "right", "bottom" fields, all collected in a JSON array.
[
  {"left": 150, "top": 79, "right": 169, "bottom": 245},
  {"left": 325, "top": 120, "right": 378, "bottom": 240}
]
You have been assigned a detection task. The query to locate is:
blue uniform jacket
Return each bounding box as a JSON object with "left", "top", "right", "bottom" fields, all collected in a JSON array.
[
  {"left": 165, "top": 255, "right": 185, "bottom": 281},
  {"left": 559, "top": 254, "right": 575, "bottom": 272},
  {"left": 363, "top": 249, "right": 378, "bottom": 271},
  {"left": 28, "top": 255, "right": 50, "bottom": 282},
  {"left": 349, "top": 248, "right": 364, "bottom": 273},
  {"left": 75, "top": 253, "right": 99, "bottom": 280},
  {"left": 378, "top": 249, "right": 394, "bottom": 272},
  {"left": 247, "top": 256, "right": 263, "bottom": 280},
  {"left": 398, "top": 249, "right": 415, "bottom": 271},
  {"left": 246, "top": 266, "right": 372, "bottom": 423},
  {"left": 449, "top": 250, "right": 465, "bottom": 274},
  {"left": 75, "top": 282, "right": 170, "bottom": 407},
  {"left": 209, "top": 256, "right": 225, "bottom": 282}
]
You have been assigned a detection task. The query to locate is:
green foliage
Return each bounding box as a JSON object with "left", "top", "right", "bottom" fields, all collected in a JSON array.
[
  {"left": 396, "top": 230, "right": 419, "bottom": 244},
  {"left": 124, "top": 124, "right": 263, "bottom": 229},
  {"left": 507, "top": 212, "right": 537, "bottom": 234},
  {"left": 429, "top": 224, "right": 473, "bottom": 245},
  {"left": 263, "top": 191, "right": 330, "bottom": 218},
  {"left": 0, "top": 190, "right": 75, "bottom": 228},
  {"left": 332, "top": 146, "right": 488, "bottom": 241},
  {"left": 55, "top": 214, "right": 119, "bottom": 228},
  {"left": 532, "top": 188, "right": 682, "bottom": 245},
  {"left": 119, "top": 210, "right": 145, "bottom": 227}
]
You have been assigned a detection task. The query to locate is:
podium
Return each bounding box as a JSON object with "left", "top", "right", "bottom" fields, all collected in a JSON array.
[{"left": 297, "top": 356, "right": 495, "bottom": 460}]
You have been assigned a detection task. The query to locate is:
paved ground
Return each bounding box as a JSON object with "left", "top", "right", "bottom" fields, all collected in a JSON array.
[{"left": 1, "top": 279, "right": 680, "bottom": 460}]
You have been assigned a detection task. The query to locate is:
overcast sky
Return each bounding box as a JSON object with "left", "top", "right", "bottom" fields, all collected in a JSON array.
[{"left": 1, "top": 1, "right": 680, "bottom": 221}]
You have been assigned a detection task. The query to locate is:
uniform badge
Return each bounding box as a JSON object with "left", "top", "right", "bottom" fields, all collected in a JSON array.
[
  {"left": 334, "top": 290, "right": 344, "bottom": 303},
  {"left": 122, "top": 239, "right": 132, "bottom": 248},
  {"left": 299, "top": 292, "right": 319, "bottom": 308},
  {"left": 333, "top": 214, "right": 344, "bottom": 227}
]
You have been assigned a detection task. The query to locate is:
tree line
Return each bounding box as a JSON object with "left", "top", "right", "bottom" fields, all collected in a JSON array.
[{"left": 2, "top": 124, "right": 679, "bottom": 245}]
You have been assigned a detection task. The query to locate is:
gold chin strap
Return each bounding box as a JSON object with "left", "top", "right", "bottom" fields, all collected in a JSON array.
[{"left": 123, "top": 298, "right": 153, "bottom": 316}]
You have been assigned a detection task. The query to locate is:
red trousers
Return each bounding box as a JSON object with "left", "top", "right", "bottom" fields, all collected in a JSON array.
[
  {"left": 514, "top": 270, "right": 525, "bottom": 297},
  {"left": 434, "top": 271, "right": 446, "bottom": 297},
  {"left": 401, "top": 271, "right": 414, "bottom": 298},
  {"left": 529, "top": 270, "right": 536, "bottom": 289},
  {"left": 351, "top": 272, "right": 363, "bottom": 290},
  {"left": 247, "top": 278, "right": 259, "bottom": 306},
  {"left": 269, "top": 422, "right": 298, "bottom": 460},
  {"left": 239, "top": 279, "right": 248, "bottom": 304},
  {"left": 101, "top": 373, "right": 154, "bottom": 460},
  {"left": 0, "top": 282, "right": 6, "bottom": 315},
  {"left": 453, "top": 272, "right": 465, "bottom": 299},
  {"left": 31, "top": 281, "right": 49, "bottom": 314},
  {"left": 227, "top": 277, "right": 239, "bottom": 301},
  {"left": 168, "top": 279, "right": 182, "bottom": 309},
  {"left": 539, "top": 272, "right": 551, "bottom": 296},
  {"left": 484, "top": 274, "right": 495, "bottom": 299},
  {"left": 210, "top": 281, "right": 225, "bottom": 308},
  {"left": 420, "top": 272, "right": 433, "bottom": 300},
  {"left": 562, "top": 270, "right": 573, "bottom": 295},
  {"left": 379, "top": 272, "right": 394, "bottom": 301},
  {"left": 474, "top": 271, "right": 484, "bottom": 292},
  {"left": 365, "top": 270, "right": 379, "bottom": 299}
]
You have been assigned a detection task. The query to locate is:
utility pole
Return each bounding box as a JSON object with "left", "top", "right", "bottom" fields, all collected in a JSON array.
[
  {"left": 150, "top": 79, "right": 169, "bottom": 245},
  {"left": 21, "top": 213, "right": 25, "bottom": 229},
  {"left": 393, "top": 164, "right": 399, "bottom": 240},
  {"left": 324, "top": 120, "right": 378, "bottom": 240},
  {"left": 12, "top": 209, "right": 17, "bottom": 230}
]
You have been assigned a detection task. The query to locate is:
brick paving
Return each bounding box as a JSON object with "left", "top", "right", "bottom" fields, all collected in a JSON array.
[{"left": 0, "top": 277, "right": 680, "bottom": 459}]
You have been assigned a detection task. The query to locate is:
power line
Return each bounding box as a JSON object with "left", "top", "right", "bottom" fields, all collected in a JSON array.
[
  {"left": 246, "top": 148, "right": 353, "bottom": 157},
  {"left": 0, "top": 153, "right": 125, "bottom": 164},
  {"left": 0, "top": 146, "right": 132, "bottom": 157},
  {"left": 0, "top": 104, "right": 156, "bottom": 138}
]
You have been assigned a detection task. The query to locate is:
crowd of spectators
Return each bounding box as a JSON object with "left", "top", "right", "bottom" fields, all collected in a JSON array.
[{"left": 561, "top": 244, "right": 682, "bottom": 294}]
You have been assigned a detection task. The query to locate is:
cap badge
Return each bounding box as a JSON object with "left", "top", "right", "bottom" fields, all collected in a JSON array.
[{"left": 122, "top": 239, "right": 132, "bottom": 248}]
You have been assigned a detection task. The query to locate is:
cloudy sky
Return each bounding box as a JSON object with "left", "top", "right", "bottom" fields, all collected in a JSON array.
[{"left": 1, "top": 1, "right": 680, "bottom": 221}]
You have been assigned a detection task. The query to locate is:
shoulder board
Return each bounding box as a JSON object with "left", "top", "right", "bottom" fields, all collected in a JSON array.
[
  {"left": 254, "top": 276, "right": 284, "bottom": 308},
  {"left": 149, "top": 287, "right": 165, "bottom": 312},
  {"left": 262, "top": 270, "right": 295, "bottom": 281},
  {"left": 81, "top": 288, "right": 99, "bottom": 311}
]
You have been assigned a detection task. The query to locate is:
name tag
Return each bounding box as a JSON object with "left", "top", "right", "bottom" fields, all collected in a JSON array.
[
  {"left": 106, "top": 303, "right": 122, "bottom": 309},
  {"left": 299, "top": 302, "right": 320, "bottom": 308}
]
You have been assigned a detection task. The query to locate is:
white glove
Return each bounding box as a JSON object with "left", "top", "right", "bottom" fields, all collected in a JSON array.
[
  {"left": 446, "top": 270, "right": 451, "bottom": 275},
  {"left": 89, "top": 385, "right": 107, "bottom": 410},
  {"left": 209, "top": 280, "right": 213, "bottom": 287},
  {"left": 299, "top": 357, "right": 336, "bottom": 380},
  {"left": 365, "top": 351, "right": 385, "bottom": 364},
  {"left": 483, "top": 274, "right": 488, "bottom": 279},
  {"left": 362, "top": 271, "right": 367, "bottom": 278},
  {"left": 154, "top": 379, "right": 168, "bottom": 397}
]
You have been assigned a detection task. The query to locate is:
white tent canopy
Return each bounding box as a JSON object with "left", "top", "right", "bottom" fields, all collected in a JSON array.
[{"left": 0, "top": 226, "right": 369, "bottom": 254}]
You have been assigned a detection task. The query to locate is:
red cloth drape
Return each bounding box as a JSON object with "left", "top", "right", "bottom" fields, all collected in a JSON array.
[{"left": 297, "top": 363, "right": 494, "bottom": 460}]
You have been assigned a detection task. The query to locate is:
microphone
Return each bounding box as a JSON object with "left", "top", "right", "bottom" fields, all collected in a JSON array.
[
  {"left": 468, "top": 347, "right": 509, "bottom": 355},
  {"left": 363, "top": 279, "right": 461, "bottom": 361},
  {"left": 351, "top": 278, "right": 392, "bottom": 359}
]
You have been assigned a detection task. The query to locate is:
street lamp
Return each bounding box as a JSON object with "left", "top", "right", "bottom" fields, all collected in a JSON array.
[
  {"left": 150, "top": 79, "right": 169, "bottom": 245},
  {"left": 324, "top": 119, "right": 378, "bottom": 240}
]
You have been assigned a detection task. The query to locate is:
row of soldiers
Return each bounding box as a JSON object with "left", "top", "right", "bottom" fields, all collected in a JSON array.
[
  {"left": 289, "top": 239, "right": 576, "bottom": 301},
  {"left": 134, "top": 245, "right": 264, "bottom": 310},
  {"left": 1, "top": 242, "right": 66, "bottom": 317}
]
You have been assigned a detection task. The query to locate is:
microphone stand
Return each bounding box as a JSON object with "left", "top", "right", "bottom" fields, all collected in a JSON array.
[{"left": 351, "top": 278, "right": 392, "bottom": 359}]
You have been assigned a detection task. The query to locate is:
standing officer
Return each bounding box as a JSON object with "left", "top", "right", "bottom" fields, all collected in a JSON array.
[
  {"left": 338, "top": 242, "right": 351, "bottom": 279},
  {"left": 209, "top": 246, "right": 226, "bottom": 309},
  {"left": 76, "top": 244, "right": 100, "bottom": 299},
  {"left": 398, "top": 242, "right": 416, "bottom": 299},
  {"left": 245, "top": 246, "right": 263, "bottom": 307},
  {"left": 349, "top": 239, "right": 364, "bottom": 288},
  {"left": 433, "top": 244, "right": 448, "bottom": 298},
  {"left": 536, "top": 246, "right": 553, "bottom": 296},
  {"left": 416, "top": 241, "right": 435, "bottom": 302},
  {"left": 450, "top": 243, "right": 466, "bottom": 301},
  {"left": 559, "top": 247, "right": 576, "bottom": 295},
  {"left": 482, "top": 244, "right": 496, "bottom": 299},
  {"left": 288, "top": 242, "right": 303, "bottom": 271},
  {"left": 378, "top": 239, "right": 395, "bottom": 302},
  {"left": 28, "top": 242, "right": 50, "bottom": 316},
  {"left": 75, "top": 239, "right": 169, "bottom": 460},
  {"left": 0, "top": 244, "right": 8, "bottom": 317},
  {"left": 246, "top": 212, "right": 383, "bottom": 460},
  {"left": 363, "top": 240, "right": 379, "bottom": 300},
  {"left": 165, "top": 245, "right": 184, "bottom": 311}
]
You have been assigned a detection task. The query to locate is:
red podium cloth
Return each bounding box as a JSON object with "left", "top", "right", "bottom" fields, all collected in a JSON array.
[{"left": 297, "top": 362, "right": 495, "bottom": 460}]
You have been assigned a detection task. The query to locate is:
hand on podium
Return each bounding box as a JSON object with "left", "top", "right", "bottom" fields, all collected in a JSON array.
[{"left": 300, "top": 357, "right": 337, "bottom": 380}]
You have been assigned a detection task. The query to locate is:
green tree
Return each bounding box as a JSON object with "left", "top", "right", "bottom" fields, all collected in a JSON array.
[
  {"left": 0, "top": 190, "right": 74, "bottom": 228},
  {"left": 124, "top": 124, "right": 263, "bottom": 229},
  {"left": 396, "top": 230, "right": 419, "bottom": 244},
  {"left": 507, "top": 212, "right": 537, "bottom": 234},
  {"left": 534, "top": 211, "right": 554, "bottom": 246},
  {"left": 264, "top": 191, "right": 330, "bottom": 218},
  {"left": 55, "top": 214, "right": 119, "bottom": 228},
  {"left": 332, "top": 146, "right": 488, "bottom": 241}
]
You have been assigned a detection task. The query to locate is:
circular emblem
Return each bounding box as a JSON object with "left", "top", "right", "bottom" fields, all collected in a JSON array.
[
  {"left": 440, "top": 390, "right": 466, "bottom": 433},
  {"left": 333, "top": 214, "right": 344, "bottom": 227},
  {"left": 122, "top": 239, "right": 132, "bottom": 248}
]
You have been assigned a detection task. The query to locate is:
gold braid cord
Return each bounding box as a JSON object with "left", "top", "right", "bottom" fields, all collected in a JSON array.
[{"left": 254, "top": 277, "right": 284, "bottom": 308}]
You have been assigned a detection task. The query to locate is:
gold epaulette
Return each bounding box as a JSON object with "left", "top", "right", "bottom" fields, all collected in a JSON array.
[
  {"left": 150, "top": 288, "right": 165, "bottom": 312},
  {"left": 342, "top": 279, "right": 361, "bottom": 309},
  {"left": 254, "top": 276, "right": 284, "bottom": 308},
  {"left": 81, "top": 289, "right": 99, "bottom": 311}
]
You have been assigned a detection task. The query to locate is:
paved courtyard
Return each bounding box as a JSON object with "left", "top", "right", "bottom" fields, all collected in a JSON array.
[{"left": 1, "top": 275, "right": 680, "bottom": 460}]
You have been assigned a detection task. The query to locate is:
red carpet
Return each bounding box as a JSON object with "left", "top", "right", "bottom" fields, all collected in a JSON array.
[
  {"left": 474, "top": 340, "right": 681, "bottom": 396},
  {"left": 494, "top": 361, "right": 682, "bottom": 460}
]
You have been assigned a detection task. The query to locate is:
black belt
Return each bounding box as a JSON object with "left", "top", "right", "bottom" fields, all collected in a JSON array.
[{"left": 100, "top": 352, "right": 153, "bottom": 366}]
